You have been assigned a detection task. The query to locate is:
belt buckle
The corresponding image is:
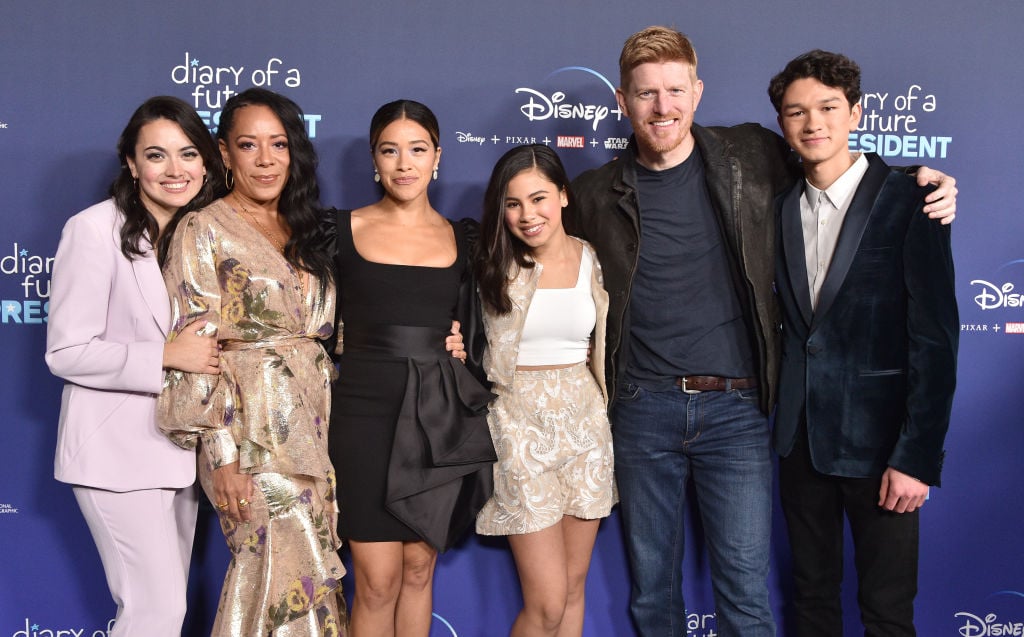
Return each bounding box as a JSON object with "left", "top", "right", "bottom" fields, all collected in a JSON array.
[{"left": 680, "top": 377, "right": 702, "bottom": 394}]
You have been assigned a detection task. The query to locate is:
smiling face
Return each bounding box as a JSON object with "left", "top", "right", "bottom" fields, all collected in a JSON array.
[
  {"left": 778, "top": 77, "right": 862, "bottom": 187},
  {"left": 219, "top": 104, "right": 290, "bottom": 205},
  {"left": 125, "top": 118, "right": 207, "bottom": 221},
  {"left": 617, "top": 60, "right": 703, "bottom": 170},
  {"left": 502, "top": 167, "right": 569, "bottom": 253},
  {"left": 373, "top": 117, "right": 441, "bottom": 203}
]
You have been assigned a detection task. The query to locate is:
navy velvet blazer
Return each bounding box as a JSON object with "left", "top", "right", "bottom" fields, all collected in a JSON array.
[{"left": 772, "top": 153, "right": 958, "bottom": 486}]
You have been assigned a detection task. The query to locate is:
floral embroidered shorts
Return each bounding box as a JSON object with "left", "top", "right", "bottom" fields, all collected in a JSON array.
[{"left": 476, "top": 362, "right": 616, "bottom": 536}]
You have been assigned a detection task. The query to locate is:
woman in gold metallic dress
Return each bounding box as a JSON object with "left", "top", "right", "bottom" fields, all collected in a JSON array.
[{"left": 158, "top": 88, "right": 346, "bottom": 636}]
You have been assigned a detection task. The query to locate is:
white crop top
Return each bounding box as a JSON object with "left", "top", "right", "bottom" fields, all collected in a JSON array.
[{"left": 516, "top": 248, "right": 597, "bottom": 366}]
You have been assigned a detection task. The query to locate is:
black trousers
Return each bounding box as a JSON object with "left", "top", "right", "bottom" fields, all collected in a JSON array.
[{"left": 779, "top": 430, "right": 919, "bottom": 637}]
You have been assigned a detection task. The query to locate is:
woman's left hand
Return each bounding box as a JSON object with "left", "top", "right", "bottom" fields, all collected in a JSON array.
[
  {"left": 211, "top": 461, "right": 254, "bottom": 524},
  {"left": 164, "top": 319, "right": 220, "bottom": 373},
  {"left": 446, "top": 320, "right": 466, "bottom": 364}
]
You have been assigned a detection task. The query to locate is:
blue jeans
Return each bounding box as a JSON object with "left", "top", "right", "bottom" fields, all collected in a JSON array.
[{"left": 611, "top": 383, "right": 775, "bottom": 637}]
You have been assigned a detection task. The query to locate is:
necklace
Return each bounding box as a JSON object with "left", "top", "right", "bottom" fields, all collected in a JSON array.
[{"left": 235, "top": 200, "right": 286, "bottom": 252}]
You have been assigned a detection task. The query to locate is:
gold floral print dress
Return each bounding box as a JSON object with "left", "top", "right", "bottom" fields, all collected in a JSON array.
[{"left": 158, "top": 199, "right": 346, "bottom": 637}]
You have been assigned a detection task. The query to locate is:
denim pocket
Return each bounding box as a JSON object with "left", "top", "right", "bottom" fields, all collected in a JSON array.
[
  {"left": 730, "top": 386, "right": 760, "bottom": 403},
  {"left": 616, "top": 382, "right": 642, "bottom": 402}
]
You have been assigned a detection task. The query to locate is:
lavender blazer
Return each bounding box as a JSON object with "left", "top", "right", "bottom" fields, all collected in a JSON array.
[{"left": 46, "top": 199, "right": 195, "bottom": 490}]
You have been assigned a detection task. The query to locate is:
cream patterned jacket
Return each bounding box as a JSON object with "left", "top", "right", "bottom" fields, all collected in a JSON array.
[{"left": 481, "top": 238, "right": 610, "bottom": 405}]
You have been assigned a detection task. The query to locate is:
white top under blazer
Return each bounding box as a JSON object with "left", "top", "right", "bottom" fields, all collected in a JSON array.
[{"left": 515, "top": 247, "right": 597, "bottom": 366}]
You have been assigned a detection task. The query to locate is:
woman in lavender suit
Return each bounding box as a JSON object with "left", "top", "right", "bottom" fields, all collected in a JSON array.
[{"left": 45, "top": 96, "right": 223, "bottom": 637}]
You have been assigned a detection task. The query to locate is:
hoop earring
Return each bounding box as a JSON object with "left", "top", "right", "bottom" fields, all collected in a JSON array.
[
  {"left": 432, "top": 167, "right": 438, "bottom": 181},
  {"left": 225, "top": 168, "right": 235, "bottom": 190},
  {"left": 373, "top": 170, "right": 381, "bottom": 183}
]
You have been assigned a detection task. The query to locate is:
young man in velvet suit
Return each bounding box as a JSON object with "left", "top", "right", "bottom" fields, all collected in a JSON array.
[{"left": 768, "top": 50, "right": 959, "bottom": 636}]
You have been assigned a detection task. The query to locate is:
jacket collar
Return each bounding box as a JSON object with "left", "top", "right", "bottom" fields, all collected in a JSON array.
[
  {"left": 112, "top": 210, "right": 170, "bottom": 336},
  {"left": 780, "top": 153, "right": 891, "bottom": 327},
  {"left": 692, "top": 124, "right": 721, "bottom": 161},
  {"left": 779, "top": 184, "right": 814, "bottom": 324},
  {"left": 810, "top": 152, "right": 890, "bottom": 326},
  {"left": 615, "top": 125, "right": 734, "bottom": 226},
  {"left": 621, "top": 124, "right": 724, "bottom": 178},
  {"left": 131, "top": 251, "right": 170, "bottom": 337},
  {"left": 612, "top": 136, "right": 640, "bottom": 195}
]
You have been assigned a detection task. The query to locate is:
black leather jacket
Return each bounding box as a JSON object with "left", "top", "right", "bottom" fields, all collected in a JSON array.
[{"left": 571, "top": 123, "right": 799, "bottom": 415}]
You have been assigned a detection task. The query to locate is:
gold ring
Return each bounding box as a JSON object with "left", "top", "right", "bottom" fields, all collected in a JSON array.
[
  {"left": 237, "top": 498, "right": 250, "bottom": 507},
  {"left": 215, "top": 502, "right": 229, "bottom": 511}
]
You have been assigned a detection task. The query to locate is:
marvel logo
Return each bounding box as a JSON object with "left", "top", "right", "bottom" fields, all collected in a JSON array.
[{"left": 556, "top": 136, "right": 585, "bottom": 148}]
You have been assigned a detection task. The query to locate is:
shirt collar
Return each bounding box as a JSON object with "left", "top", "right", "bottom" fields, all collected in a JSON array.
[{"left": 803, "top": 153, "right": 869, "bottom": 211}]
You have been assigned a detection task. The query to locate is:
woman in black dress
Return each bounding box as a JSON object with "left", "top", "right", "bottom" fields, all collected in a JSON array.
[{"left": 328, "top": 100, "right": 493, "bottom": 637}]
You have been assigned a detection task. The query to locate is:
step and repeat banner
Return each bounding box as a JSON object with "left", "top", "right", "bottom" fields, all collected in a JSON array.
[{"left": 1, "top": 1, "right": 1021, "bottom": 635}]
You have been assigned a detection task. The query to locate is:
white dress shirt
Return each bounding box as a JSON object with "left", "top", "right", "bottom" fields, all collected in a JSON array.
[{"left": 801, "top": 153, "right": 869, "bottom": 309}]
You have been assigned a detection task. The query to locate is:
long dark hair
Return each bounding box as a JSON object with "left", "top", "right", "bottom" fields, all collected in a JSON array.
[
  {"left": 216, "top": 88, "right": 332, "bottom": 284},
  {"left": 475, "top": 144, "right": 577, "bottom": 315},
  {"left": 111, "top": 96, "right": 223, "bottom": 264}
]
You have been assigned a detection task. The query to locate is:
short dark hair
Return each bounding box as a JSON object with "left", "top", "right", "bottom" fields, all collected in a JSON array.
[
  {"left": 112, "top": 96, "right": 224, "bottom": 264},
  {"left": 768, "top": 49, "right": 862, "bottom": 114},
  {"left": 216, "top": 87, "right": 331, "bottom": 284},
  {"left": 475, "top": 144, "right": 576, "bottom": 315}
]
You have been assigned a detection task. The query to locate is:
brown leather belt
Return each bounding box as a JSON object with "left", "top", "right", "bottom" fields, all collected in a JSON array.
[{"left": 675, "top": 375, "right": 757, "bottom": 394}]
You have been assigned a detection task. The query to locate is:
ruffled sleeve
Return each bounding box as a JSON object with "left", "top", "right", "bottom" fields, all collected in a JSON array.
[
  {"left": 319, "top": 208, "right": 345, "bottom": 357},
  {"left": 157, "top": 210, "right": 239, "bottom": 468},
  {"left": 455, "top": 217, "right": 489, "bottom": 388}
]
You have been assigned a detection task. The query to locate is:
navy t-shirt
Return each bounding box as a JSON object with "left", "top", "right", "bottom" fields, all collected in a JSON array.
[{"left": 624, "top": 147, "right": 756, "bottom": 391}]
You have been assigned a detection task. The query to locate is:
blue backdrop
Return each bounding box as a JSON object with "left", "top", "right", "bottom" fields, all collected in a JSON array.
[{"left": 2, "top": 2, "right": 1022, "bottom": 635}]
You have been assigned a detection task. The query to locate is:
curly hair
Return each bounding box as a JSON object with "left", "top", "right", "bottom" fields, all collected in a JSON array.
[{"left": 216, "top": 88, "right": 332, "bottom": 284}]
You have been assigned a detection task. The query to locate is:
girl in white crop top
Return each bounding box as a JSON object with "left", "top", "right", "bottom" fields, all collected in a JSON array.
[
  {"left": 474, "top": 144, "right": 614, "bottom": 637},
  {"left": 515, "top": 247, "right": 597, "bottom": 366}
]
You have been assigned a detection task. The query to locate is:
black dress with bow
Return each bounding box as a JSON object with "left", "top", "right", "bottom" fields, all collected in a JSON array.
[{"left": 328, "top": 209, "right": 494, "bottom": 551}]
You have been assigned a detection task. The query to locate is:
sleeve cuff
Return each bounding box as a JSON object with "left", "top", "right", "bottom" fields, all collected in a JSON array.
[{"left": 201, "top": 429, "right": 238, "bottom": 468}]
